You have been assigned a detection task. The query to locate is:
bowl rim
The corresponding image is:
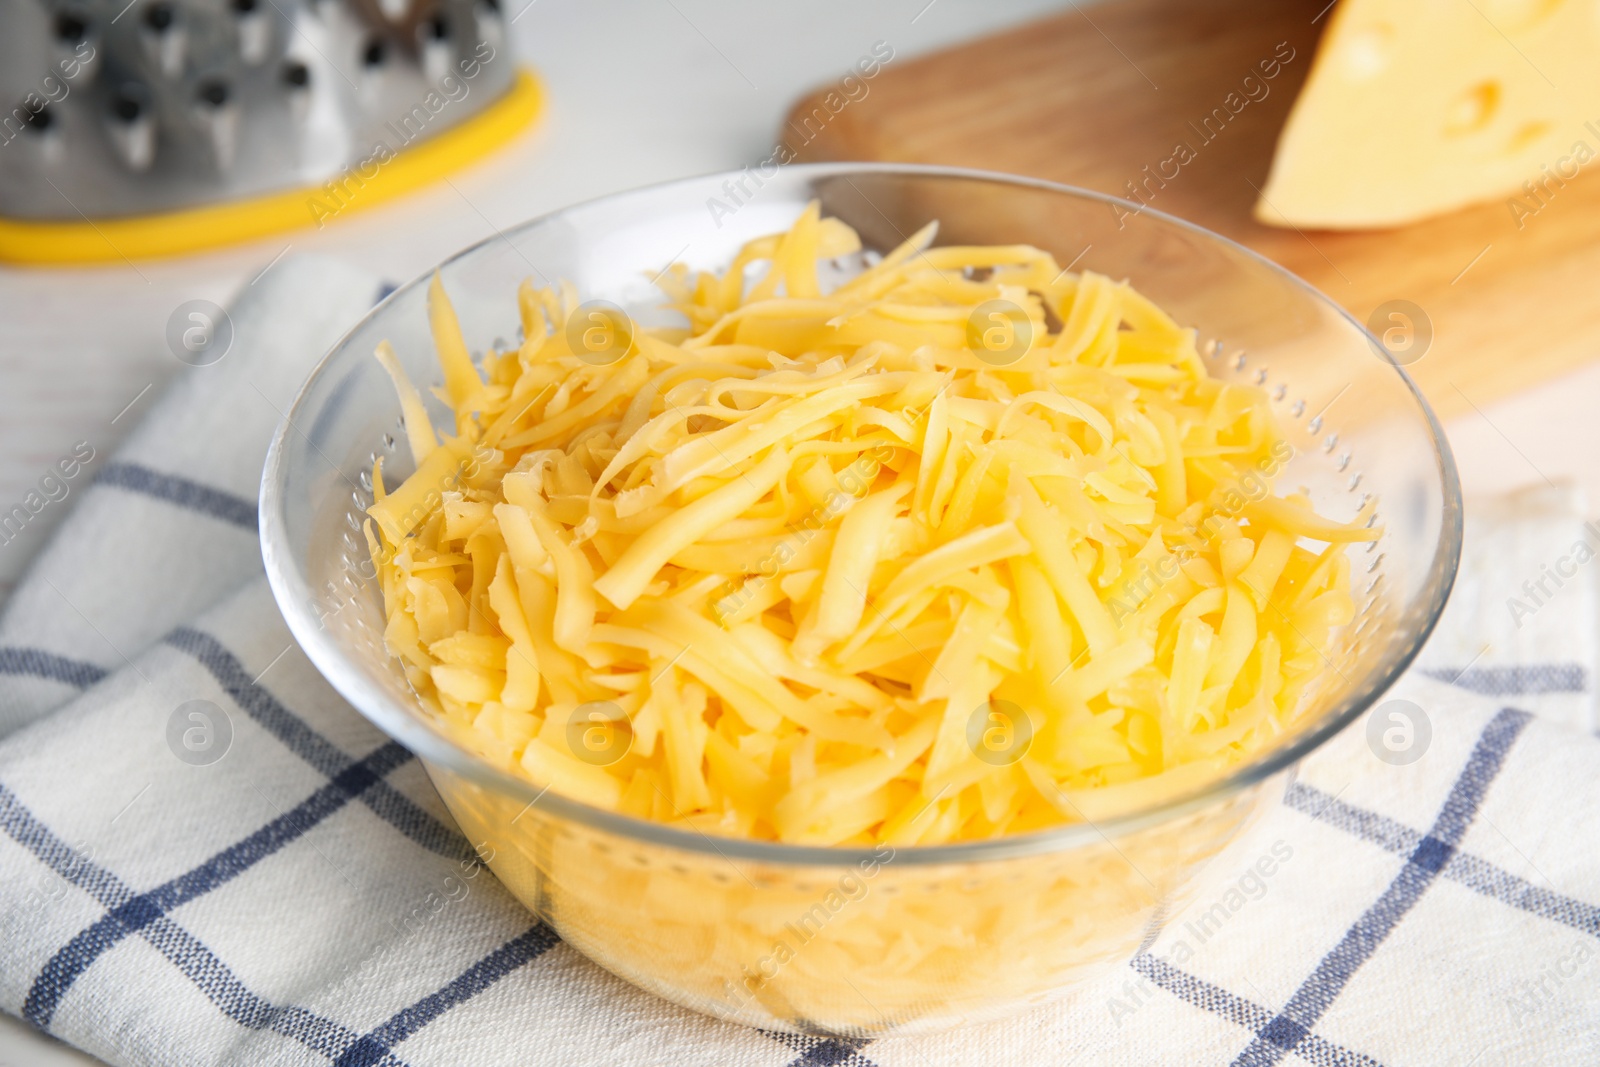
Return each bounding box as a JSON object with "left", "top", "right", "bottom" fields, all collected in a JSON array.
[{"left": 261, "top": 161, "right": 1463, "bottom": 867}]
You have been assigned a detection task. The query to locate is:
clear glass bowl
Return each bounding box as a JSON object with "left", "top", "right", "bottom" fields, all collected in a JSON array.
[{"left": 260, "top": 164, "right": 1461, "bottom": 1035}]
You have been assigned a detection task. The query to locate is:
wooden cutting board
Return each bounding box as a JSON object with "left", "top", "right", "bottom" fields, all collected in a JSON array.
[{"left": 785, "top": 0, "right": 1600, "bottom": 418}]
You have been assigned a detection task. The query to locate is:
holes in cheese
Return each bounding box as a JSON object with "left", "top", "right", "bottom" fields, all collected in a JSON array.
[
  {"left": 1444, "top": 80, "right": 1500, "bottom": 136},
  {"left": 366, "top": 207, "right": 1374, "bottom": 846}
]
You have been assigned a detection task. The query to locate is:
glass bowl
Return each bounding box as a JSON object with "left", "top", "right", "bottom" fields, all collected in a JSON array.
[{"left": 260, "top": 163, "right": 1461, "bottom": 1035}]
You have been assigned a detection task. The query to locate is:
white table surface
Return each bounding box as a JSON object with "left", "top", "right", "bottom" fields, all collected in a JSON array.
[{"left": 1, "top": 0, "right": 1596, "bottom": 1061}]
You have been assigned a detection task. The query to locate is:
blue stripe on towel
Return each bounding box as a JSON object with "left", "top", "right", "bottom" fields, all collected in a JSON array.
[
  {"left": 1287, "top": 781, "right": 1600, "bottom": 938},
  {"left": 1230, "top": 708, "right": 1531, "bottom": 1066},
  {"left": 0, "top": 647, "right": 107, "bottom": 688},
  {"left": 1424, "top": 663, "right": 1587, "bottom": 696},
  {"left": 165, "top": 626, "right": 469, "bottom": 862},
  {"left": 334, "top": 925, "right": 559, "bottom": 1066},
  {"left": 1129, "top": 954, "right": 1387, "bottom": 1067},
  {"left": 784, "top": 1042, "right": 879, "bottom": 1067},
  {"left": 21, "top": 741, "right": 412, "bottom": 1027},
  {"left": 95, "top": 462, "right": 258, "bottom": 530},
  {"left": 763, "top": 1030, "right": 879, "bottom": 1067},
  {"left": 0, "top": 782, "right": 410, "bottom": 1066}
]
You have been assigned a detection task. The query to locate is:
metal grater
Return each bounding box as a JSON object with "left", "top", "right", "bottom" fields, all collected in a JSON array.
[{"left": 0, "top": 0, "right": 519, "bottom": 222}]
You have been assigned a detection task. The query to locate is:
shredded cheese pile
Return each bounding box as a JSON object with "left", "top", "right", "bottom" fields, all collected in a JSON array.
[{"left": 366, "top": 204, "right": 1376, "bottom": 846}]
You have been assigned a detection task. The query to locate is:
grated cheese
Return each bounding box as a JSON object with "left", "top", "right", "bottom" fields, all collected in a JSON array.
[{"left": 367, "top": 204, "right": 1376, "bottom": 846}]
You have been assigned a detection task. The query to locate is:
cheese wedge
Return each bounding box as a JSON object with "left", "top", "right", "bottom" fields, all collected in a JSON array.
[{"left": 1258, "top": 0, "right": 1600, "bottom": 229}]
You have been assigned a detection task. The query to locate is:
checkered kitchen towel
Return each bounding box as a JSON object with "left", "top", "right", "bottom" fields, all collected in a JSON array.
[{"left": 2, "top": 256, "right": 1600, "bottom": 1066}]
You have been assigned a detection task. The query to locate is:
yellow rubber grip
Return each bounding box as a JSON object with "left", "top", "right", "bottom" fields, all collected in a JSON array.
[{"left": 0, "top": 67, "right": 545, "bottom": 266}]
